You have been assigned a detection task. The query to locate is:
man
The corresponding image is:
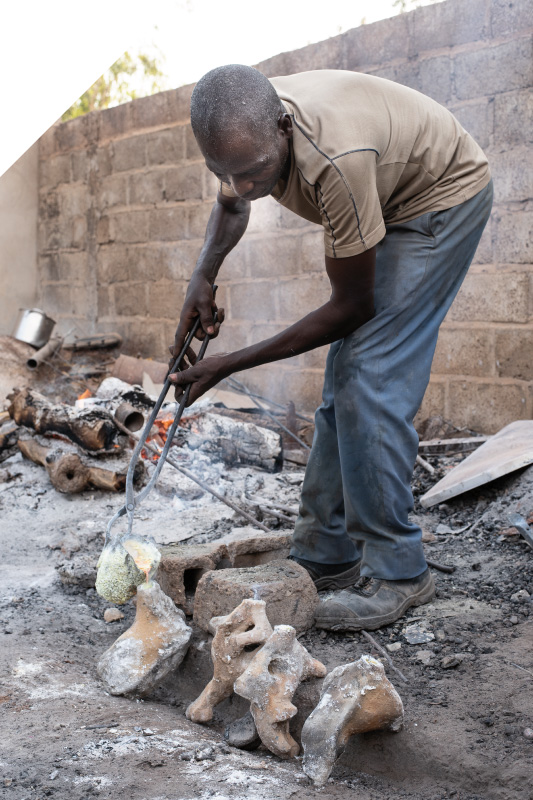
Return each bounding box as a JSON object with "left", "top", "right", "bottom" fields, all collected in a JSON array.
[{"left": 169, "top": 65, "right": 492, "bottom": 632}]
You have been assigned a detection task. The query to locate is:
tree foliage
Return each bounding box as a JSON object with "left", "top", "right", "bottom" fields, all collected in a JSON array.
[
  {"left": 62, "top": 50, "right": 167, "bottom": 121},
  {"left": 393, "top": 0, "right": 440, "bottom": 12}
]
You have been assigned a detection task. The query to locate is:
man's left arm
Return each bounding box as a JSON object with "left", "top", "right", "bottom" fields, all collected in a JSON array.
[{"left": 170, "top": 248, "right": 375, "bottom": 404}]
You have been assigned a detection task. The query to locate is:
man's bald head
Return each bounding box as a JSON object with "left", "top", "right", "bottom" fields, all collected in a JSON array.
[{"left": 190, "top": 64, "right": 283, "bottom": 149}]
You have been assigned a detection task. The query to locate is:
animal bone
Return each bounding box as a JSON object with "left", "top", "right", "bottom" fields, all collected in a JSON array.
[
  {"left": 234, "top": 624, "right": 326, "bottom": 759},
  {"left": 301, "top": 655, "right": 404, "bottom": 786},
  {"left": 96, "top": 538, "right": 145, "bottom": 604},
  {"left": 186, "top": 599, "right": 273, "bottom": 724},
  {"left": 97, "top": 579, "right": 192, "bottom": 697}
]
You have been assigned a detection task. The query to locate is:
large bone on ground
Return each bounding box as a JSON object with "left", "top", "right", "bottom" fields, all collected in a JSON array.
[
  {"left": 234, "top": 624, "right": 326, "bottom": 759},
  {"left": 97, "top": 580, "right": 192, "bottom": 697},
  {"left": 7, "top": 387, "right": 117, "bottom": 451},
  {"left": 17, "top": 435, "right": 145, "bottom": 493},
  {"left": 186, "top": 599, "right": 273, "bottom": 724},
  {"left": 301, "top": 655, "right": 404, "bottom": 787},
  {"left": 186, "top": 412, "right": 282, "bottom": 472}
]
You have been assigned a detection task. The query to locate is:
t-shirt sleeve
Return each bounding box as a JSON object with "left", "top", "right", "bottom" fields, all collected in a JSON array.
[{"left": 317, "top": 150, "right": 385, "bottom": 258}]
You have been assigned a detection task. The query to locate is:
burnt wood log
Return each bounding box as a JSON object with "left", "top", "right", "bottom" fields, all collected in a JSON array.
[
  {"left": 185, "top": 412, "right": 282, "bottom": 472},
  {"left": 18, "top": 435, "right": 144, "bottom": 494},
  {"left": 7, "top": 388, "right": 117, "bottom": 451}
]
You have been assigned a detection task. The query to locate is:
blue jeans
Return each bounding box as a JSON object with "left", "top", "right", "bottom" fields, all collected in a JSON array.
[{"left": 291, "top": 180, "right": 494, "bottom": 580}]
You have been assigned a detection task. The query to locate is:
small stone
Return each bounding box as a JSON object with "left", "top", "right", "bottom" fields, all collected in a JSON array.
[
  {"left": 143, "top": 728, "right": 155, "bottom": 736},
  {"left": 386, "top": 642, "right": 402, "bottom": 653},
  {"left": 415, "top": 649, "right": 433, "bottom": 666},
  {"left": 195, "top": 747, "right": 215, "bottom": 761},
  {"left": 523, "top": 727, "right": 533, "bottom": 739},
  {"left": 225, "top": 711, "right": 261, "bottom": 751},
  {"left": 180, "top": 751, "right": 194, "bottom": 761},
  {"left": 403, "top": 623, "right": 434, "bottom": 645},
  {"left": 103, "top": 608, "right": 125, "bottom": 623},
  {"left": 509, "top": 616, "right": 519, "bottom": 625},
  {"left": 49, "top": 770, "right": 59, "bottom": 780},
  {"left": 441, "top": 655, "right": 463, "bottom": 669},
  {"left": 510, "top": 589, "right": 530, "bottom": 603}
]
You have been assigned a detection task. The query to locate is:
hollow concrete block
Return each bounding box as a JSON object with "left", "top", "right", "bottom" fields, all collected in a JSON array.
[
  {"left": 192, "top": 560, "right": 318, "bottom": 633},
  {"left": 157, "top": 542, "right": 227, "bottom": 615},
  {"left": 234, "top": 624, "right": 326, "bottom": 759},
  {"left": 301, "top": 655, "right": 404, "bottom": 786},
  {"left": 97, "top": 580, "right": 192, "bottom": 697},
  {"left": 218, "top": 527, "right": 292, "bottom": 567},
  {"left": 186, "top": 599, "right": 273, "bottom": 724}
]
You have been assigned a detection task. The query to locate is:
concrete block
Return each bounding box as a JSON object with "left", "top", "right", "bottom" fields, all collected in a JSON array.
[
  {"left": 119, "top": 319, "right": 167, "bottom": 360},
  {"left": 122, "top": 242, "right": 189, "bottom": 283},
  {"left": 97, "top": 174, "right": 128, "bottom": 209},
  {"left": 491, "top": 148, "right": 533, "bottom": 203},
  {"left": 492, "top": 212, "right": 533, "bottom": 264},
  {"left": 131, "top": 91, "right": 176, "bottom": 129},
  {"left": 148, "top": 280, "right": 187, "bottom": 319},
  {"left": 165, "top": 164, "right": 205, "bottom": 202},
  {"left": 278, "top": 273, "right": 331, "bottom": 322},
  {"left": 111, "top": 136, "right": 147, "bottom": 172},
  {"left": 217, "top": 528, "right": 292, "bottom": 568},
  {"left": 221, "top": 244, "right": 247, "bottom": 280},
  {"left": 247, "top": 196, "right": 281, "bottom": 234},
  {"left": 96, "top": 145, "right": 113, "bottom": 178},
  {"left": 47, "top": 251, "right": 89, "bottom": 285},
  {"left": 284, "top": 35, "right": 344, "bottom": 75},
  {"left": 412, "top": 0, "right": 489, "bottom": 52},
  {"left": 432, "top": 326, "right": 495, "bottom": 377},
  {"left": 158, "top": 542, "right": 227, "bottom": 615},
  {"left": 418, "top": 55, "right": 453, "bottom": 105},
  {"left": 193, "top": 561, "right": 319, "bottom": 633},
  {"left": 494, "top": 90, "right": 533, "bottom": 147},
  {"left": 97, "top": 285, "right": 112, "bottom": 318},
  {"left": 414, "top": 380, "right": 446, "bottom": 429},
  {"left": 100, "top": 103, "right": 133, "bottom": 141},
  {"left": 96, "top": 245, "right": 128, "bottom": 283},
  {"left": 278, "top": 204, "right": 313, "bottom": 230},
  {"left": 157, "top": 240, "right": 201, "bottom": 281},
  {"left": 302, "top": 343, "right": 329, "bottom": 370},
  {"left": 369, "top": 60, "right": 420, "bottom": 93},
  {"left": 187, "top": 202, "right": 214, "bottom": 240},
  {"left": 71, "top": 150, "right": 89, "bottom": 183},
  {"left": 491, "top": 0, "right": 533, "bottom": 37},
  {"left": 244, "top": 234, "right": 302, "bottom": 279},
  {"left": 185, "top": 125, "right": 202, "bottom": 160},
  {"left": 38, "top": 126, "right": 58, "bottom": 160},
  {"left": 128, "top": 171, "right": 165, "bottom": 205},
  {"left": 55, "top": 114, "right": 97, "bottom": 152},
  {"left": 448, "top": 273, "right": 529, "bottom": 323},
  {"left": 343, "top": 13, "right": 410, "bottom": 70},
  {"left": 40, "top": 154, "right": 71, "bottom": 188},
  {"left": 301, "top": 230, "right": 325, "bottom": 273},
  {"left": 495, "top": 328, "right": 533, "bottom": 380},
  {"left": 110, "top": 211, "right": 150, "bottom": 244},
  {"left": 57, "top": 184, "right": 89, "bottom": 218},
  {"left": 451, "top": 99, "right": 494, "bottom": 150},
  {"left": 41, "top": 283, "right": 71, "bottom": 315},
  {"left": 229, "top": 280, "right": 279, "bottom": 322},
  {"left": 167, "top": 83, "right": 195, "bottom": 125},
  {"left": 146, "top": 127, "right": 186, "bottom": 165},
  {"left": 472, "top": 217, "right": 493, "bottom": 265},
  {"left": 454, "top": 38, "right": 533, "bottom": 100},
  {"left": 447, "top": 379, "right": 530, "bottom": 433},
  {"left": 114, "top": 281, "right": 148, "bottom": 317},
  {"left": 149, "top": 206, "right": 188, "bottom": 241}
]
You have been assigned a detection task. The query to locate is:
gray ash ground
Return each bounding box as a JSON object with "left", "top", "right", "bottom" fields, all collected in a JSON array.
[{"left": 1, "top": 443, "right": 532, "bottom": 800}]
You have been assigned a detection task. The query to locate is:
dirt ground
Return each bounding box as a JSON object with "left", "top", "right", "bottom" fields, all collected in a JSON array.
[{"left": 1, "top": 435, "right": 532, "bottom": 800}]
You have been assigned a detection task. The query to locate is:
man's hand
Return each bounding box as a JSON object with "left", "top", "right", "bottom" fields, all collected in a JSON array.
[
  {"left": 168, "top": 278, "right": 225, "bottom": 373},
  {"left": 169, "top": 353, "right": 230, "bottom": 406}
]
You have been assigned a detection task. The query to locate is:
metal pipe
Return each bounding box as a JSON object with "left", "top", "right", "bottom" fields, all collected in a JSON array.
[{"left": 26, "top": 336, "right": 63, "bottom": 370}]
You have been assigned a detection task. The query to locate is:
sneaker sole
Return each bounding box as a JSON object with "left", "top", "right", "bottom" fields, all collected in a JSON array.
[
  {"left": 314, "top": 575, "right": 436, "bottom": 632},
  {"left": 313, "top": 562, "right": 362, "bottom": 592}
]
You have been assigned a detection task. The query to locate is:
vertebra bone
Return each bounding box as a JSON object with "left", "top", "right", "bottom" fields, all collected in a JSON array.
[
  {"left": 301, "top": 655, "right": 404, "bottom": 786},
  {"left": 186, "top": 599, "right": 273, "bottom": 724},
  {"left": 234, "top": 624, "right": 326, "bottom": 759}
]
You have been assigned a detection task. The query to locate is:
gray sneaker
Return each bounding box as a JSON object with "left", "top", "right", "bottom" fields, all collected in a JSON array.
[
  {"left": 314, "top": 569, "right": 435, "bottom": 631},
  {"left": 288, "top": 556, "right": 361, "bottom": 591}
]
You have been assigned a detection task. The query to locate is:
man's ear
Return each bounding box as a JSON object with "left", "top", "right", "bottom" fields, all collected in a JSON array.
[{"left": 278, "top": 113, "right": 293, "bottom": 139}]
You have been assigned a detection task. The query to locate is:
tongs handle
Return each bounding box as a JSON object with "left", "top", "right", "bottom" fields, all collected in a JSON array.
[{"left": 105, "top": 286, "right": 218, "bottom": 544}]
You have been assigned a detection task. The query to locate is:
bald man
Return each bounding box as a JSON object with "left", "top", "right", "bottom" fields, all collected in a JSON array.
[{"left": 169, "top": 65, "right": 492, "bottom": 632}]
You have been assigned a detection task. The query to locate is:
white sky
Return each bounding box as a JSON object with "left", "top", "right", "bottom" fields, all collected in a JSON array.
[
  {"left": 1, "top": 0, "right": 438, "bottom": 177},
  {"left": 143, "top": 0, "right": 438, "bottom": 89}
]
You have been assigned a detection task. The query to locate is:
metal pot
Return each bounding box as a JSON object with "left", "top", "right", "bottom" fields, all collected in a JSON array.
[{"left": 12, "top": 308, "right": 56, "bottom": 349}]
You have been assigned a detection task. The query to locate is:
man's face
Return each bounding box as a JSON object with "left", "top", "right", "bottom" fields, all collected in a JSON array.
[{"left": 201, "top": 115, "right": 292, "bottom": 201}]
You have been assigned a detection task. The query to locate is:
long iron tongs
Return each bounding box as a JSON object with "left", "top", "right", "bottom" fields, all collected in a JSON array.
[{"left": 105, "top": 286, "right": 218, "bottom": 544}]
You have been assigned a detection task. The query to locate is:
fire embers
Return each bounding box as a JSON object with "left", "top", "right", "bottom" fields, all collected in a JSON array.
[
  {"left": 301, "top": 655, "right": 404, "bottom": 786},
  {"left": 186, "top": 599, "right": 273, "bottom": 724},
  {"left": 97, "top": 580, "right": 192, "bottom": 697},
  {"left": 234, "top": 624, "right": 327, "bottom": 759}
]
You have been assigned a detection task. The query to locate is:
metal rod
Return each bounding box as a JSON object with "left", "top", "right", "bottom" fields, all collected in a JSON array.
[
  {"left": 257, "top": 505, "right": 295, "bottom": 525},
  {"left": 259, "top": 500, "right": 299, "bottom": 516},
  {"left": 360, "top": 630, "right": 408, "bottom": 684},
  {"left": 224, "top": 376, "right": 313, "bottom": 423},
  {"left": 416, "top": 454, "right": 435, "bottom": 474},
  {"left": 425, "top": 557, "right": 456, "bottom": 574}
]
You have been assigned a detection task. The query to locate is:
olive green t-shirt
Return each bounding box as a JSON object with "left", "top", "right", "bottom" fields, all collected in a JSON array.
[{"left": 221, "top": 70, "right": 491, "bottom": 258}]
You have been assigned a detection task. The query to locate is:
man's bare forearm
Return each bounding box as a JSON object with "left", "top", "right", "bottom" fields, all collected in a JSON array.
[{"left": 193, "top": 193, "right": 250, "bottom": 283}]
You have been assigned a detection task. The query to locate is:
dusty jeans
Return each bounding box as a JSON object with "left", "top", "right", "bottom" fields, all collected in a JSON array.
[{"left": 291, "top": 180, "right": 494, "bottom": 580}]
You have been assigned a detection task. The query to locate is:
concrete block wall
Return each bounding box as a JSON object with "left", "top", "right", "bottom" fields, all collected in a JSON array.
[{"left": 37, "top": 0, "right": 533, "bottom": 432}]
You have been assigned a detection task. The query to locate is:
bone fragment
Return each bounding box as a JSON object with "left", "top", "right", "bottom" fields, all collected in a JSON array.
[
  {"left": 97, "top": 580, "right": 191, "bottom": 697},
  {"left": 186, "top": 599, "right": 273, "bottom": 724},
  {"left": 234, "top": 624, "right": 326, "bottom": 759},
  {"left": 96, "top": 538, "right": 145, "bottom": 604},
  {"left": 301, "top": 655, "right": 404, "bottom": 786}
]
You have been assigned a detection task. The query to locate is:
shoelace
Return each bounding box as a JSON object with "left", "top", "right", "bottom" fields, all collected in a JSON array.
[{"left": 347, "top": 575, "right": 380, "bottom": 595}]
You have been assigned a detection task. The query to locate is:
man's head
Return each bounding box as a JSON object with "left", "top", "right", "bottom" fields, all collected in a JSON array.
[{"left": 190, "top": 64, "right": 292, "bottom": 201}]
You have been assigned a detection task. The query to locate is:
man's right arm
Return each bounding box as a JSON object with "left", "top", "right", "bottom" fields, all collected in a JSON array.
[{"left": 171, "top": 191, "right": 250, "bottom": 361}]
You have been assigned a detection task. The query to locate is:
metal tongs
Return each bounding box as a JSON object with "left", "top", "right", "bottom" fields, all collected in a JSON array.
[{"left": 105, "top": 287, "right": 218, "bottom": 545}]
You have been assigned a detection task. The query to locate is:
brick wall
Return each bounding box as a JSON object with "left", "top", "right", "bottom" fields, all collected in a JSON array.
[{"left": 37, "top": 0, "right": 533, "bottom": 432}]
